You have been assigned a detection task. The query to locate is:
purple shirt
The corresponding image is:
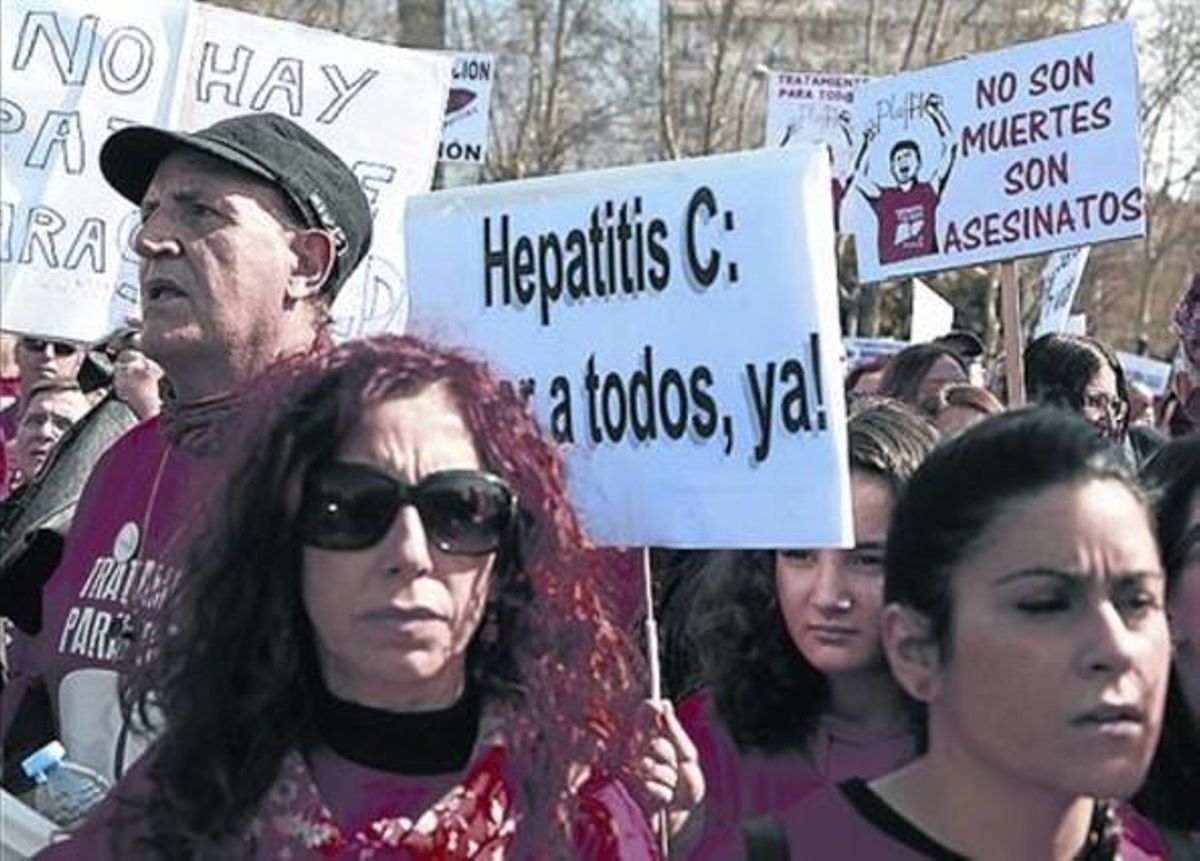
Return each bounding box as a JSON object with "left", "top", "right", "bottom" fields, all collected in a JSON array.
[
  {"left": 7, "top": 418, "right": 216, "bottom": 782},
  {"left": 679, "top": 689, "right": 916, "bottom": 841},
  {"left": 869, "top": 182, "right": 939, "bottom": 264},
  {"left": 694, "top": 780, "right": 1169, "bottom": 861}
]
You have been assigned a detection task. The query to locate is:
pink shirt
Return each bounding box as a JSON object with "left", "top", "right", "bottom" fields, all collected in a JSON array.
[
  {"left": 870, "top": 182, "right": 939, "bottom": 263},
  {"left": 8, "top": 418, "right": 218, "bottom": 783},
  {"left": 694, "top": 780, "right": 1169, "bottom": 861},
  {"left": 678, "top": 689, "right": 916, "bottom": 841}
]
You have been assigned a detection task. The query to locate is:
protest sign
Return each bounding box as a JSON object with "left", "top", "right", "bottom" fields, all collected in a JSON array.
[
  {"left": 849, "top": 22, "right": 1143, "bottom": 283},
  {"left": 766, "top": 71, "right": 870, "bottom": 232},
  {"left": 910, "top": 277, "right": 954, "bottom": 342},
  {"left": 843, "top": 337, "right": 906, "bottom": 372},
  {"left": 176, "top": 4, "right": 450, "bottom": 340},
  {"left": 438, "top": 52, "right": 493, "bottom": 164},
  {"left": 407, "top": 146, "right": 852, "bottom": 548},
  {"left": 1034, "top": 246, "right": 1090, "bottom": 337},
  {"left": 1118, "top": 351, "right": 1172, "bottom": 396},
  {"left": 1, "top": 0, "right": 191, "bottom": 342},
  {"left": 1066, "top": 313, "right": 1088, "bottom": 335},
  {"left": 1, "top": 0, "right": 449, "bottom": 343}
]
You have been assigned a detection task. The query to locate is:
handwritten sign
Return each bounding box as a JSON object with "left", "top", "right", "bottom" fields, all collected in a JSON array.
[
  {"left": 766, "top": 71, "right": 870, "bottom": 232},
  {"left": 1034, "top": 246, "right": 1090, "bottom": 337},
  {"left": 849, "top": 22, "right": 1142, "bottom": 282},
  {"left": 1, "top": 0, "right": 191, "bottom": 342},
  {"left": 406, "top": 147, "right": 852, "bottom": 548},
  {"left": 1, "top": 0, "right": 450, "bottom": 343}
]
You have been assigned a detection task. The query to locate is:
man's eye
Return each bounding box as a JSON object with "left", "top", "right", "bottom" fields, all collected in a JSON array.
[
  {"left": 1016, "top": 593, "right": 1070, "bottom": 614},
  {"left": 779, "top": 549, "right": 815, "bottom": 564}
]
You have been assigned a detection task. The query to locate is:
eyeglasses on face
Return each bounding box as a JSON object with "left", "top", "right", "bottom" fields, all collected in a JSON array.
[
  {"left": 299, "top": 461, "right": 517, "bottom": 555},
  {"left": 19, "top": 338, "right": 78, "bottom": 357}
]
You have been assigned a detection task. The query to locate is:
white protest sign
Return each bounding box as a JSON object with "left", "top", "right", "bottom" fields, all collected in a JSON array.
[
  {"left": 767, "top": 71, "right": 870, "bottom": 232},
  {"left": 1034, "top": 246, "right": 1090, "bottom": 337},
  {"left": 438, "top": 52, "right": 493, "bottom": 164},
  {"left": 843, "top": 337, "right": 907, "bottom": 373},
  {"left": 1066, "top": 313, "right": 1088, "bottom": 335},
  {"left": 849, "top": 22, "right": 1143, "bottom": 283},
  {"left": 910, "top": 277, "right": 954, "bottom": 342},
  {"left": 1118, "top": 351, "right": 1172, "bottom": 396},
  {"left": 177, "top": 4, "right": 450, "bottom": 340},
  {"left": 407, "top": 147, "right": 852, "bottom": 548},
  {"left": 0, "top": 0, "right": 192, "bottom": 342}
]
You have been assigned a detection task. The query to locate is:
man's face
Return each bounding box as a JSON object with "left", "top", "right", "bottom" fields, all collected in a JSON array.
[
  {"left": 133, "top": 150, "right": 302, "bottom": 372},
  {"left": 12, "top": 388, "right": 90, "bottom": 480},
  {"left": 15, "top": 338, "right": 84, "bottom": 393},
  {"left": 890, "top": 147, "right": 920, "bottom": 184}
]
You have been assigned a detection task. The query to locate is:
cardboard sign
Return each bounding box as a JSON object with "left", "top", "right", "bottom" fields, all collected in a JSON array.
[
  {"left": 1, "top": 0, "right": 450, "bottom": 343},
  {"left": 0, "top": 0, "right": 191, "bottom": 342},
  {"left": 1034, "top": 246, "right": 1090, "bottom": 337},
  {"left": 1118, "top": 351, "right": 1172, "bottom": 396},
  {"left": 909, "top": 277, "right": 954, "bottom": 342},
  {"left": 407, "top": 147, "right": 852, "bottom": 548},
  {"left": 766, "top": 71, "right": 870, "bottom": 232},
  {"left": 438, "top": 52, "right": 493, "bottom": 164},
  {"left": 849, "top": 22, "right": 1143, "bottom": 282}
]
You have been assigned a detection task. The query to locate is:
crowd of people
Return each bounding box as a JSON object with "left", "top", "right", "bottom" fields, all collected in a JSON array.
[{"left": 0, "top": 110, "right": 1196, "bottom": 859}]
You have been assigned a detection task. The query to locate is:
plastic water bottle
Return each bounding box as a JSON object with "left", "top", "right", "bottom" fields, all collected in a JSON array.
[{"left": 20, "top": 741, "right": 111, "bottom": 829}]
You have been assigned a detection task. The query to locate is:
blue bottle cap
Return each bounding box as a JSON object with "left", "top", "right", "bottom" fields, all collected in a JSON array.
[{"left": 21, "top": 740, "right": 66, "bottom": 779}]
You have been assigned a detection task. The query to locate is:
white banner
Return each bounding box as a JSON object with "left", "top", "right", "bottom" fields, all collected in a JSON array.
[
  {"left": 1118, "top": 351, "right": 1172, "bottom": 396},
  {"left": 843, "top": 336, "right": 907, "bottom": 372},
  {"left": 438, "top": 52, "right": 493, "bottom": 164},
  {"left": 910, "top": 277, "right": 954, "bottom": 342},
  {"left": 407, "top": 147, "right": 852, "bottom": 548},
  {"left": 766, "top": 71, "right": 870, "bottom": 232},
  {"left": 849, "top": 22, "right": 1143, "bottom": 282},
  {"left": 1034, "top": 246, "right": 1090, "bottom": 337},
  {"left": 1, "top": 0, "right": 192, "bottom": 342},
  {"left": 1066, "top": 312, "right": 1088, "bottom": 335},
  {"left": 1, "top": 0, "right": 450, "bottom": 344}
]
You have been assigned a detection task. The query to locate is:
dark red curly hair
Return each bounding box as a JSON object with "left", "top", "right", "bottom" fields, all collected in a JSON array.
[{"left": 121, "top": 334, "right": 646, "bottom": 854}]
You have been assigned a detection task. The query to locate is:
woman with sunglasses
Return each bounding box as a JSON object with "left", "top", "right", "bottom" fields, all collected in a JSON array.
[
  {"left": 715, "top": 410, "right": 1170, "bottom": 859},
  {"left": 1134, "top": 435, "right": 1200, "bottom": 855},
  {"left": 659, "top": 401, "right": 937, "bottom": 849},
  {"left": 41, "top": 335, "right": 654, "bottom": 858}
]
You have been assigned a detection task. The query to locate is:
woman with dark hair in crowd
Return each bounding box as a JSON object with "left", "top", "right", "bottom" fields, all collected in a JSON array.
[
  {"left": 658, "top": 400, "right": 937, "bottom": 848},
  {"left": 41, "top": 335, "right": 654, "bottom": 858},
  {"left": 1025, "top": 332, "right": 1165, "bottom": 463},
  {"left": 1134, "top": 434, "right": 1200, "bottom": 856},
  {"left": 918, "top": 382, "right": 1003, "bottom": 436},
  {"left": 722, "top": 409, "right": 1170, "bottom": 859},
  {"left": 876, "top": 344, "right": 968, "bottom": 409}
]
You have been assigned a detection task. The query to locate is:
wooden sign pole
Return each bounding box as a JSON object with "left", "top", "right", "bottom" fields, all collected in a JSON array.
[{"left": 1000, "top": 260, "right": 1026, "bottom": 407}]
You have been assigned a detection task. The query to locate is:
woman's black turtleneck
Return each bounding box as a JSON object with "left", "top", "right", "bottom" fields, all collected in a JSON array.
[{"left": 315, "top": 684, "right": 482, "bottom": 776}]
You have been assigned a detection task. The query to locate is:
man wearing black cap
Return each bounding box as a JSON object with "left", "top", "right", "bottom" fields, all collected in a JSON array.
[{"left": 1, "top": 114, "right": 372, "bottom": 796}]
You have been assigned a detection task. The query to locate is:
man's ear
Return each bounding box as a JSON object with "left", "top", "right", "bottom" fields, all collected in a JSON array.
[
  {"left": 286, "top": 229, "right": 335, "bottom": 301},
  {"left": 881, "top": 603, "right": 944, "bottom": 703}
]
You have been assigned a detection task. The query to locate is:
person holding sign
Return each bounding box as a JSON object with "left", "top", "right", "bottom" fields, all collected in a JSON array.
[
  {"left": 728, "top": 410, "right": 1169, "bottom": 859},
  {"left": 855, "top": 95, "right": 957, "bottom": 265},
  {"left": 666, "top": 401, "right": 937, "bottom": 849},
  {"left": 2, "top": 113, "right": 373, "bottom": 802},
  {"left": 39, "top": 336, "right": 655, "bottom": 858}
]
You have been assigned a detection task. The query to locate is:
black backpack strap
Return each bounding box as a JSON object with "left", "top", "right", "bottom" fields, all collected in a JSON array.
[{"left": 742, "top": 814, "right": 790, "bottom": 860}]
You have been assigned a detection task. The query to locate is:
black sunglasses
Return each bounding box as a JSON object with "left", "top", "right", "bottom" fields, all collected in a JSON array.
[
  {"left": 300, "top": 461, "right": 516, "bottom": 554},
  {"left": 20, "top": 338, "right": 78, "bottom": 357}
]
